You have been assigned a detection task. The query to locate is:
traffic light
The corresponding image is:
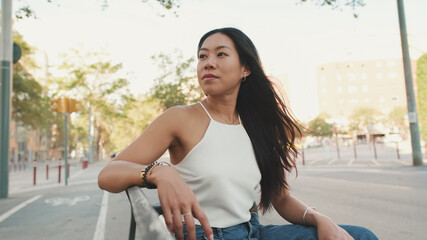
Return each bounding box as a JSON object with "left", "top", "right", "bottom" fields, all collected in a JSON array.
[
  {"left": 50, "top": 98, "right": 62, "bottom": 112},
  {"left": 50, "top": 97, "right": 79, "bottom": 113},
  {"left": 68, "top": 98, "right": 79, "bottom": 113}
]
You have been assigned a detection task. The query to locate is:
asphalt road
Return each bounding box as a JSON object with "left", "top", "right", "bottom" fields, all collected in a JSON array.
[{"left": 1, "top": 159, "right": 426, "bottom": 240}]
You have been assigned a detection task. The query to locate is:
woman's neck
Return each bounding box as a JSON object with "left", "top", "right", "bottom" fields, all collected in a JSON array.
[{"left": 204, "top": 97, "right": 238, "bottom": 124}]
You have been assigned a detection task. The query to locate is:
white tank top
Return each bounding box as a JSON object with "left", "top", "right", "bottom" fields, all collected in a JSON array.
[{"left": 173, "top": 102, "right": 261, "bottom": 228}]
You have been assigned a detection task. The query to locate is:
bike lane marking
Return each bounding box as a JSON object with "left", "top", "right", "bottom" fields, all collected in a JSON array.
[
  {"left": 93, "top": 190, "right": 109, "bottom": 240},
  {"left": 0, "top": 195, "right": 42, "bottom": 223}
]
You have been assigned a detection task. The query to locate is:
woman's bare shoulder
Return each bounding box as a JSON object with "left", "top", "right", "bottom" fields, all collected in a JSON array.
[
  {"left": 162, "top": 103, "right": 201, "bottom": 118},
  {"left": 157, "top": 103, "right": 205, "bottom": 127}
]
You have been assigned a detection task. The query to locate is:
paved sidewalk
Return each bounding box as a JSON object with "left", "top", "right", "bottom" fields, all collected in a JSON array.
[{"left": 8, "top": 160, "right": 94, "bottom": 194}]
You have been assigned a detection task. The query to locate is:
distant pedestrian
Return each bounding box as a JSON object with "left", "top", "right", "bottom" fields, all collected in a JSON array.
[{"left": 98, "top": 27, "right": 378, "bottom": 240}]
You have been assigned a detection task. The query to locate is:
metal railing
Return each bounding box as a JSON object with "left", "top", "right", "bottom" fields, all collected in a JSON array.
[{"left": 125, "top": 186, "right": 172, "bottom": 240}]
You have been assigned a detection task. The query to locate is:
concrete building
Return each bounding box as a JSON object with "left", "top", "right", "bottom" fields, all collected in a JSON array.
[{"left": 316, "top": 59, "right": 417, "bottom": 120}]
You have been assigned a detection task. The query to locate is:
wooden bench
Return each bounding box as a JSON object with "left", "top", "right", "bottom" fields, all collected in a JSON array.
[{"left": 125, "top": 186, "right": 173, "bottom": 240}]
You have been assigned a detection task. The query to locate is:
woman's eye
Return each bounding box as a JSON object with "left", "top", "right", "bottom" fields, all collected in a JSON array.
[
  {"left": 199, "top": 54, "right": 206, "bottom": 59},
  {"left": 217, "top": 52, "right": 226, "bottom": 57}
]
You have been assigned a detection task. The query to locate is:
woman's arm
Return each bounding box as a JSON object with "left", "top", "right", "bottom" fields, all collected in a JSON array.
[
  {"left": 98, "top": 106, "right": 182, "bottom": 192},
  {"left": 273, "top": 188, "right": 354, "bottom": 240},
  {"left": 97, "top": 106, "right": 213, "bottom": 240},
  {"left": 98, "top": 160, "right": 144, "bottom": 193}
]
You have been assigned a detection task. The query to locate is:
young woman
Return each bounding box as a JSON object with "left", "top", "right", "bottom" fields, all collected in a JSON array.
[{"left": 98, "top": 27, "right": 378, "bottom": 240}]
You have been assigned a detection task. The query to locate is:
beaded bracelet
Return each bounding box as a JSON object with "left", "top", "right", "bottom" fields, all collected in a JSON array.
[{"left": 141, "top": 161, "right": 157, "bottom": 189}]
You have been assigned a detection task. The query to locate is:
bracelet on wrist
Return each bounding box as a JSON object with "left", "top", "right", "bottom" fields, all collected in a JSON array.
[
  {"left": 141, "top": 161, "right": 171, "bottom": 189},
  {"left": 141, "top": 161, "right": 157, "bottom": 189},
  {"left": 302, "top": 207, "right": 317, "bottom": 225}
]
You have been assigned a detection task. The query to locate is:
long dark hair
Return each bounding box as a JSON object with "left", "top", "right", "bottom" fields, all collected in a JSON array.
[{"left": 198, "top": 28, "right": 302, "bottom": 212}]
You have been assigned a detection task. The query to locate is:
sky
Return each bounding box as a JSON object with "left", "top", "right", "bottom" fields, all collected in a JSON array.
[{"left": 13, "top": 0, "right": 427, "bottom": 121}]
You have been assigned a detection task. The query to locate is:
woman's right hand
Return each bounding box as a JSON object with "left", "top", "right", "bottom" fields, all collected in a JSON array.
[{"left": 148, "top": 166, "right": 214, "bottom": 240}]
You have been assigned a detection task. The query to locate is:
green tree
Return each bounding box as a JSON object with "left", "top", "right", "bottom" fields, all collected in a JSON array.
[
  {"left": 417, "top": 54, "right": 427, "bottom": 142},
  {"left": 300, "top": 0, "right": 365, "bottom": 17},
  {"left": 150, "top": 52, "right": 204, "bottom": 109},
  {"left": 52, "top": 47, "right": 131, "bottom": 160},
  {"left": 307, "top": 116, "right": 333, "bottom": 137},
  {"left": 12, "top": 32, "right": 53, "bottom": 132},
  {"left": 16, "top": 0, "right": 365, "bottom": 20},
  {"left": 387, "top": 106, "right": 407, "bottom": 132},
  {"left": 348, "top": 107, "right": 382, "bottom": 132},
  {"left": 15, "top": 0, "right": 180, "bottom": 19},
  {"left": 109, "top": 95, "right": 162, "bottom": 152}
]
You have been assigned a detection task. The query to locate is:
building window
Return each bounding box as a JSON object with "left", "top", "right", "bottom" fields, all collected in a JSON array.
[
  {"left": 337, "top": 86, "right": 343, "bottom": 94},
  {"left": 365, "top": 98, "right": 370, "bottom": 102},
  {"left": 362, "top": 85, "right": 368, "bottom": 92},
  {"left": 349, "top": 99, "right": 359, "bottom": 103},
  {"left": 336, "top": 74, "right": 342, "bottom": 81},
  {"left": 347, "top": 73, "right": 356, "bottom": 81},
  {"left": 348, "top": 85, "right": 357, "bottom": 93},
  {"left": 376, "top": 61, "right": 383, "bottom": 67},
  {"left": 387, "top": 61, "right": 396, "bottom": 67},
  {"left": 320, "top": 76, "right": 326, "bottom": 82},
  {"left": 388, "top": 73, "right": 397, "bottom": 79},
  {"left": 322, "top": 89, "right": 327, "bottom": 94},
  {"left": 376, "top": 73, "right": 383, "bottom": 79},
  {"left": 379, "top": 97, "right": 385, "bottom": 103},
  {"left": 361, "top": 73, "right": 367, "bottom": 80}
]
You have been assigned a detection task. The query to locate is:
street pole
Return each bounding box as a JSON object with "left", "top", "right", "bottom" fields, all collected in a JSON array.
[
  {"left": 88, "top": 102, "right": 93, "bottom": 163},
  {"left": 335, "top": 132, "right": 340, "bottom": 160},
  {"left": 0, "top": 0, "right": 13, "bottom": 198},
  {"left": 397, "top": 0, "right": 423, "bottom": 166},
  {"left": 64, "top": 113, "right": 69, "bottom": 185}
]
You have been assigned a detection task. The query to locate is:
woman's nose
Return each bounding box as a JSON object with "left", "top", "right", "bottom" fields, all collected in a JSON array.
[{"left": 204, "top": 58, "right": 216, "bottom": 69}]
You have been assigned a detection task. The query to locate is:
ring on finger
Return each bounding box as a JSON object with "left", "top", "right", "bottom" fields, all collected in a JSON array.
[
  {"left": 181, "top": 212, "right": 192, "bottom": 222},
  {"left": 182, "top": 212, "right": 192, "bottom": 217}
]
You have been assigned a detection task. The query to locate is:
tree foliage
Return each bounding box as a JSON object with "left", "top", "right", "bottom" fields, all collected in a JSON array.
[
  {"left": 417, "top": 54, "right": 427, "bottom": 142},
  {"left": 52, "top": 47, "right": 131, "bottom": 158},
  {"left": 348, "top": 107, "right": 382, "bottom": 132},
  {"left": 15, "top": 0, "right": 180, "bottom": 20},
  {"left": 108, "top": 96, "right": 162, "bottom": 152},
  {"left": 300, "top": 0, "right": 366, "bottom": 17},
  {"left": 150, "top": 52, "right": 204, "bottom": 109},
  {"left": 307, "top": 116, "right": 333, "bottom": 137},
  {"left": 12, "top": 32, "right": 53, "bottom": 132},
  {"left": 387, "top": 106, "right": 407, "bottom": 132}
]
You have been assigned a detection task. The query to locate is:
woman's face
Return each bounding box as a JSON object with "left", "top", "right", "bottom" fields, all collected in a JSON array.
[{"left": 197, "top": 33, "right": 249, "bottom": 96}]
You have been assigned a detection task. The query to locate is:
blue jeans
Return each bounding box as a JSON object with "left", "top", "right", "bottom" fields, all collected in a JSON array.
[{"left": 182, "top": 212, "right": 378, "bottom": 240}]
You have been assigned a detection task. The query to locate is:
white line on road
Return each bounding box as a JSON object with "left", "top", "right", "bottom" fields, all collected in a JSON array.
[
  {"left": 371, "top": 158, "right": 380, "bottom": 166},
  {"left": 304, "top": 176, "right": 412, "bottom": 190},
  {"left": 347, "top": 158, "right": 355, "bottom": 166},
  {"left": 309, "top": 159, "right": 323, "bottom": 165},
  {"left": 93, "top": 191, "right": 109, "bottom": 240},
  {"left": 392, "top": 160, "right": 411, "bottom": 166},
  {"left": 0, "top": 195, "right": 42, "bottom": 223},
  {"left": 327, "top": 159, "right": 337, "bottom": 165}
]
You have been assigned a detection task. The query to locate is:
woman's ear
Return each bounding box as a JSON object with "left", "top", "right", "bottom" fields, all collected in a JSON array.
[{"left": 242, "top": 66, "right": 251, "bottom": 78}]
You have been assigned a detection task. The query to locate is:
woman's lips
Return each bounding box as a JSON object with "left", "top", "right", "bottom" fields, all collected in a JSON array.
[{"left": 203, "top": 74, "right": 218, "bottom": 81}]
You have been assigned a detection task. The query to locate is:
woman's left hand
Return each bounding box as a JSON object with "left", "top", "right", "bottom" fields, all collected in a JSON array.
[{"left": 316, "top": 215, "right": 354, "bottom": 240}]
